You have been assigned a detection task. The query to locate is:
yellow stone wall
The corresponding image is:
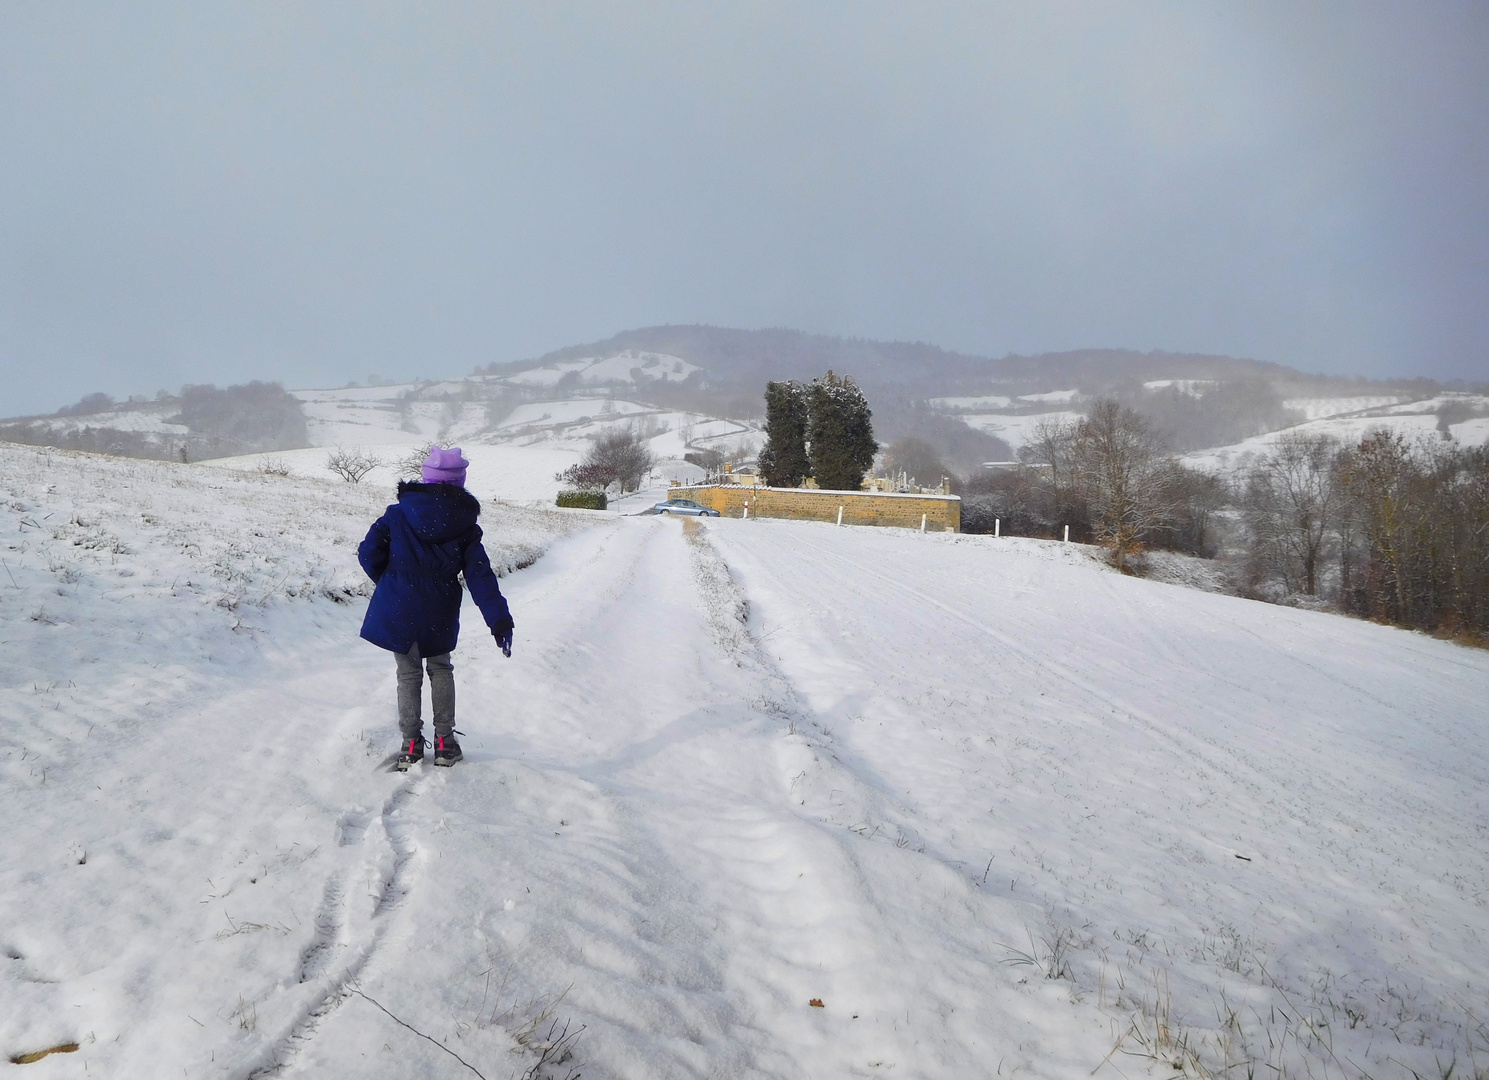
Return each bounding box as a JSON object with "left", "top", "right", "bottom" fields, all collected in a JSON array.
[{"left": 670, "top": 485, "right": 960, "bottom": 532}]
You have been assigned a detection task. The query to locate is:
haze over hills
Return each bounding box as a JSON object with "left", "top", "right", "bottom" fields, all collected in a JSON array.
[
  {"left": 491, "top": 324, "right": 1299, "bottom": 399},
  {"left": 2, "top": 326, "right": 1485, "bottom": 484}
]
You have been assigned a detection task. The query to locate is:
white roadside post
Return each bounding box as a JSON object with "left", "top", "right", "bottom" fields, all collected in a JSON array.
[
  {"left": 743, "top": 501, "right": 749, "bottom": 519},
  {"left": 995, "top": 518, "right": 1000, "bottom": 537},
  {"left": 1063, "top": 524, "right": 1070, "bottom": 543},
  {"left": 837, "top": 506, "right": 844, "bottom": 526},
  {"left": 920, "top": 513, "right": 927, "bottom": 532}
]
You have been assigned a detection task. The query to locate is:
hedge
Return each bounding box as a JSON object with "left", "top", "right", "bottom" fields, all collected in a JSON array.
[{"left": 556, "top": 490, "right": 607, "bottom": 510}]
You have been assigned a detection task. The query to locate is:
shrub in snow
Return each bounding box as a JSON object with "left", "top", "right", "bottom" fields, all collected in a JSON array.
[
  {"left": 556, "top": 427, "right": 654, "bottom": 493},
  {"left": 325, "top": 446, "right": 381, "bottom": 483},
  {"left": 556, "top": 490, "right": 607, "bottom": 510}
]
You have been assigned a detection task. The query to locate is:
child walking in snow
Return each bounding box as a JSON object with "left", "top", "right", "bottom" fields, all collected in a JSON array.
[{"left": 357, "top": 447, "right": 514, "bottom": 769}]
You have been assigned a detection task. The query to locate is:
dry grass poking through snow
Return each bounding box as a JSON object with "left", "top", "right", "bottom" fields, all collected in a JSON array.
[
  {"left": 0, "top": 442, "right": 581, "bottom": 613},
  {"left": 0, "top": 441, "right": 585, "bottom": 789}
]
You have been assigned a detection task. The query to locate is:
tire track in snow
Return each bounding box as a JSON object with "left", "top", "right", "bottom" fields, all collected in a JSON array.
[
  {"left": 244, "top": 775, "right": 427, "bottom": 1078},
  {"left": 738, "top": 526, "right": 1292, "bottom": 799},
  {"left": 671, "top": 521, "right": 1107, "bottom": 1077}
]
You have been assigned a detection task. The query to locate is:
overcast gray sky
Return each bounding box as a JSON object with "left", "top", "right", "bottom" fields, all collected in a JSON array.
[{"left": 1, "top": 2, "right": 1486, "bottom": 415}]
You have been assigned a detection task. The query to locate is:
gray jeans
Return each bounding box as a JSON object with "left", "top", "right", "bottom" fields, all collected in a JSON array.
[{"left": 395, "top": 644, "right": 454, "bottom": 739}]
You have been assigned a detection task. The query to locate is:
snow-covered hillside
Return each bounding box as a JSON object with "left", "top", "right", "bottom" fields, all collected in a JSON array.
[
  {"left": 2, "top": 443, "right": 1486, "bottom": 1078},
  {"left": 206, "top": 381, "right": 761, "bottom": 504},
  {"left": 503, "top": 349, "right": 701, "bottom": 388},
  {"left": 959, "top": 410, "right": 1086, "bottom": 451},
  {"left": 925, "top": 384, "right": 1488, "bottom": 463},
  {"left": 1186, "top": 392, "right": 1489, "bottom": 472}
]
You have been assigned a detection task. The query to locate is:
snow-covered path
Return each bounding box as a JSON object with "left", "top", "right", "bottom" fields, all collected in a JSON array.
[
  {"left": 4, "top": 464, "right": 1489, "bottom": 1078},
  {"left": 258, "top": 515, "right": 1118, "bottom": 1078}
]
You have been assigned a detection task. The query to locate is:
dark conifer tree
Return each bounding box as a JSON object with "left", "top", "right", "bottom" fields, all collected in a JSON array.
[
  {"left": 807, "top": 371, "right": 877, "bottom": 491},
  {"left": 758, "top": 380, "right": 811, "bottom": 487}
]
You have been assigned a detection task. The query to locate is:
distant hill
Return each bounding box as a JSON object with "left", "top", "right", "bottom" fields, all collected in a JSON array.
[
  {"left": 0, "top": 382, "right": 308, "bottom": 462},
  {"left": 6, "top": 326, "right": 1479, "bottom": 473},
  {"left": 492, "top": 324, "right": 1294, "bottom": 399}
]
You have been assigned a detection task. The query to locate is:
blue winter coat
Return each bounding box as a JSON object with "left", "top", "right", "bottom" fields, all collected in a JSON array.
[{"left": 357, "top": 482, "right": 513, "bottom": 656}]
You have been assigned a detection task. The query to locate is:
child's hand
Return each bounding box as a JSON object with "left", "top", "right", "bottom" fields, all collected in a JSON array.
[{"left": 492, "top": 618, "right": 514, "bottom": 658}]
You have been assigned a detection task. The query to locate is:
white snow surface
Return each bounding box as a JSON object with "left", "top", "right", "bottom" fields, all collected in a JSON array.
[
  {"left": 961, "top": 411, "right": 1086, "bottom": 450},
  {"left": 206, "top": 384, "right": 762, "bottom": 505},
  {"left": 1281, "top": 396, "right": 1415, "bottom": 422},
  {"left": 1183, "top": 412, "right": 1489, "bottom": 473},
  {"left": 1015, "top": 389, "right": 1081, "bottom": 404},
  {"left": 1142, "top": 380, "right": 1215, "bottom": 395},
  {"left": 2, "top": 444, "right": 1488, "bottom": 1078},
  {"left": 504, "top": 351, "right": 700, "bottom": 388},
  {"left": 201, "top": 444, "right": 586, "bottom": 505}
]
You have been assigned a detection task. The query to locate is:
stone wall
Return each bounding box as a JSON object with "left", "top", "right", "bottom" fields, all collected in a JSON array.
[{"left": 670, "top": 485, "right": 960, "bottom": 532}]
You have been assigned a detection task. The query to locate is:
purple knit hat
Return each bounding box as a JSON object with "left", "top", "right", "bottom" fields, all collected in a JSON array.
[{"left": 421, "top": 446, "right": 469, "bottom": 486}]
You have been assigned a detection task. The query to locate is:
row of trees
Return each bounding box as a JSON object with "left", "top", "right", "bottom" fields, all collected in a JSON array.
[
  {"left": 961, "top": 400, "right": 1488, "bottom": 638},
  {"left": 962, "top": 400, "right": 1225, "bottom": 571},
  {"left": 757, "top": 372, "right": 878, "bottom": 490},
  {"left": 1, "top": 381, "right": 309, "bottom": 463},
  {"left": 1243, "top": 430, "right": 1489, "bottom": 635}
]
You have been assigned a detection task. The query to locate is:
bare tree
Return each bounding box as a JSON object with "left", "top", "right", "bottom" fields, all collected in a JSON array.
[
  {"left": 557, "top": 426, "right": 655, "bottom": 493},
  {"left": 1243, "top": 432, "right": 1342, "bottom": 595},
  {"left": 1070, "top": 400, "right": 1172, "bottom": 571},
  {"left": 326, "top": 446, "right": 381, "bottom": 483},
  {"left": 396, "top": 441, "right": 453, "bottom": 482},
  {"left": 1020, "top": 415, "right": 1078, "bottom": 494}
]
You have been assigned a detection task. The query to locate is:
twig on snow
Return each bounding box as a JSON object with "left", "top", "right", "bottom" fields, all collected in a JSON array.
[{"left": 348, "top": 987, "right": 488, "bottom": 1080}]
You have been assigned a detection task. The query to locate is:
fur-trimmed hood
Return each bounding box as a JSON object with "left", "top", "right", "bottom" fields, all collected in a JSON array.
[{"left": 394, "top": 481, "right": 482, "bottom": 544}]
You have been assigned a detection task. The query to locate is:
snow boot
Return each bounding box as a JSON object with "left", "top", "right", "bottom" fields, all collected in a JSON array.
[
  {"left": 432, "top": 732, "right": 463, "bottom": 767},
  {"left": 394, "top": 736, "right": 427, "bottom": 771}
]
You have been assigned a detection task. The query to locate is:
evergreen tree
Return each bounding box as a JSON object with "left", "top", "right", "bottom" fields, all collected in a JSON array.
[
  {"left": 757, "top": 380, "right": 811, "bottom": 487},
  {"left": 807, "top": 371, "right": 877, "bottom": 491}
]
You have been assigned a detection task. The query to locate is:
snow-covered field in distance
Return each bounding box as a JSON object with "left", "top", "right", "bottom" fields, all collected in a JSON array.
[
  {"left": 1281, "top": 395, "right": 1413, "bottom": 421},
  {"left": 923, "top": 385, "right": 1487, "bottom": 463},
  {"left": 502, "top": 349, "right": 702, "bottom": 388},
  {"left": 1185, "top": 411, "right": 1489, "bottom": 473},
  {"left": 2, "top": 440, "right": 1486, "bottom": 1077},
  {"left": 927, "top": 390, "right": 1080, "bottom": 412},
  {"left": 204, "top": 382, "right": 761, "bottom": 503},
  {"left": 202, "top": 443, "right": 587, "bottom": 504},
  {"left": 959, "top": 410, "right": 1086, "bottom": 450}
]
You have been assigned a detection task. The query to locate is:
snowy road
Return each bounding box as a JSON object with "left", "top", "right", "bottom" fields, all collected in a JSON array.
[{"left": 4, "top": 481, "right": 1489, "bottom": 1078}]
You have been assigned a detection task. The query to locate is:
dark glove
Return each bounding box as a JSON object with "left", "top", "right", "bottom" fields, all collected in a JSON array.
[{"left": 492, "top": 617, "right": 514, "bottom": 658}]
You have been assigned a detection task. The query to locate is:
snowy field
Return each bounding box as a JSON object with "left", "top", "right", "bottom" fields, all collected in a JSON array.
[
  {"left": 1281, "top": 396, "right": 1413, "bottom": 422},
  {"left": 2, "top": 443, "right": 1488, "bottom": 1078},
  {"left": 1183, "top": 412, "right": 1487, "bottom": 473},
  {"left": 206, "top": 385, "right": 760, "bottom": 506},
  {"left": 960, "top": 410, "right": 1087, "bottom": 451},
  {"left": 503, "top": 350, "right": 701, "bottom": 388},
  {"left": 201, "top": 444, "right": 587, "bottom": 506}
]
